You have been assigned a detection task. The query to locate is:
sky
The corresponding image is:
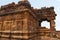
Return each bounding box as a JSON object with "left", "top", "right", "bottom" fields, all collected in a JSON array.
[{"left": 0, "top": 0, "right": 60, "bottom": 30}]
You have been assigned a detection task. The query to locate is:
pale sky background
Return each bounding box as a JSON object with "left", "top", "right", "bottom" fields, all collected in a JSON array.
[{"left": 0, "top": 0, "right": 60, "bottom": 30}]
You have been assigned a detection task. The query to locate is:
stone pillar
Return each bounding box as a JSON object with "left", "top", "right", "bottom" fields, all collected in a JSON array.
[
  {"left": 50, "top": 20, "right": 55, "bottom": 31},
  {"left": 39, "top": 21, "right": 41, "bottom": 27}
]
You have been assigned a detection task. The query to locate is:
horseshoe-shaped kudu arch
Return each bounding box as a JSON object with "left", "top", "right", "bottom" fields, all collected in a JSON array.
[{"left": 0, "top": 0, "right": 60, "bottom": 40}]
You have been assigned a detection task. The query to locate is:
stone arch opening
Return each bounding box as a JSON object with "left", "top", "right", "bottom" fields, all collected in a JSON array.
[{"left": 41, "top": 21, "right": 50, "bottom": 29}]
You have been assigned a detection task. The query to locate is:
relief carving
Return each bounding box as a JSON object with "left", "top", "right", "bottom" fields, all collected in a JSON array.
[
  {"left": 15, "top": 20, "right": 23, "bottom": 31},
  {"left": 3, "top": 21, "right": 13, "bottom": 31}
]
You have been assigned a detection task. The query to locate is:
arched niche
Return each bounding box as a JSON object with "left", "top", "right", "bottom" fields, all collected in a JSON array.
[{"left": 39, "top": 20, "right": 56, "bottom": 31}]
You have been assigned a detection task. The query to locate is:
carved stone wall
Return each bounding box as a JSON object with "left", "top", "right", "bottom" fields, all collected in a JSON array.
[{"left": 0, "top": 0, "right": 58, "bottom": 40}]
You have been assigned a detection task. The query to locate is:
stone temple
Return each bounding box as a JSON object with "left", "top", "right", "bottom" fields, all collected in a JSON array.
[{"left": 0, "top": 0, "right": 60, "bottom": 40}]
